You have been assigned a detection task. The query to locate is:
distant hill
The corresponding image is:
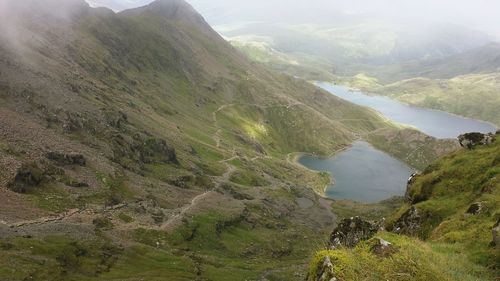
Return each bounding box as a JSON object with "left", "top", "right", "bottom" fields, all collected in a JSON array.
[{"left": 352, "top": 42, "right": 500, "bottom": 83}]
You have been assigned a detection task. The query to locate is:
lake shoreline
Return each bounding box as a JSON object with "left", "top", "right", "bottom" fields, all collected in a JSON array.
[
  {"left": 337, "top": 83, "right": 500, "bottom": 130},
  {"left": 315, "top": 81, "right": 498, "bottom": 138},
  {"left": 297, "top": 141, "right": 415, "bottom": 203}
]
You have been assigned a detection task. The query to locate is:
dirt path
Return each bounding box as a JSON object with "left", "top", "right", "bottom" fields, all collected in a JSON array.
[{"left": 161, "top": 190, "right": 214, "bottom": 230}]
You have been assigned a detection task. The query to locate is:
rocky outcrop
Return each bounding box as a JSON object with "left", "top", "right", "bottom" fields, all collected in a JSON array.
[
  {"left": 458, "top": 132, "right": 495, "bottom": 149},
  {"left": 46, "top": 152, "right": 86, "bottom": 166},
  {"left": 111, "top": 134, "right": 178, "bottom": 172},
  {"left": 7, "top": 163, "right": 45, "bottom": 193},
  {"left": 391, "top": 206, "right": 422, "bottom": 236},
  {"left": 405, "top": 172, "right": 419, "bottom": 201},
  {"left": 314, "top": 256, "right": 338, "bottom": 281},
  {"left": 329, "top": 217, "right": 379, "bottom": 248}
]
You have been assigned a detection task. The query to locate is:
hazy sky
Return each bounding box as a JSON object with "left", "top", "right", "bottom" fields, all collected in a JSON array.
[{"left": 86, "top": 0, "right": 500, "bottom": 38}]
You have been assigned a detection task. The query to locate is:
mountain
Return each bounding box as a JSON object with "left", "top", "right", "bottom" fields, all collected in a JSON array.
[
  {"left": 350, "top": 42, "right": 500, "bottom": 83},
  {"left": 0, "top": 0, "right": 458, "bottom": 280},
  {"left": 309, "top": 133, "right": 500, "bottom": 280}
]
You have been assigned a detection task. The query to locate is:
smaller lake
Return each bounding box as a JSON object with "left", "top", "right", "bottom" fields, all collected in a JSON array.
[
  {"left": 298, "top": 141, "right": 415, "bottom": 203},
  {"left": 316, "top": 82, "right": 497, "bottom": 139}
]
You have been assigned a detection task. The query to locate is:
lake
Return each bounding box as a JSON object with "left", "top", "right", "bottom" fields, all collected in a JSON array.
[
  {"left": 298, "top": 141, "right": 415, "bottom": 203},
  {"left": 316, "top": 82, "right": 497, "bottom": 139}
]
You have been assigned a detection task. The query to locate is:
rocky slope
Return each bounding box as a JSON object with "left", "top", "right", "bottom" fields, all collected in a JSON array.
[{"left": 308, "top": 132, "right": 500, "bottom": 281}]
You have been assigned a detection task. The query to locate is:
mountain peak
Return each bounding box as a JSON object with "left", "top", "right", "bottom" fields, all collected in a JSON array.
[{"left": 122, "top": 0, "right": 204, "bottom": 24}]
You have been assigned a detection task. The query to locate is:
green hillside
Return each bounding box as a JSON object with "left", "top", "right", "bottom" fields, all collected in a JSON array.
[{"left": 308, "top": 133, "right": 500, "bottom": 281}]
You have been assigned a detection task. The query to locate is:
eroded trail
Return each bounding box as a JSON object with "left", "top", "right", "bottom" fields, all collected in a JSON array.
[{"left": 161, "top": 190, "right": 214, "bottom": 230}]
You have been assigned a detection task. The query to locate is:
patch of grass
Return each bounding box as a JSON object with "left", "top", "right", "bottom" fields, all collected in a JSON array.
[
  {"left": 98, "top": 246, "right": 197, "bottom": 281},
  {"left": 229, "top": 170, "right": 269, "bottom": 187},
  {"left": 309, "top": 232, "right": 495, "bottom": 281},
  {"left": 27, "top": 184, "right": 76, "bottom": 212},
  {"left": 331, "top": 196, "right": 405, "bottom": 221},
  {"left": 96, "top": 172, "right": 134, "bottom": 205},
  {"left": 0, "top": 236, "right": 123, "bottom": 281},
  {"left": 117, "top": 212, "right": 133, "bottom": 223}
]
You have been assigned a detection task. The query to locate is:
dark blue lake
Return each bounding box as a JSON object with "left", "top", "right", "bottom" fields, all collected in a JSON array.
[{"left": 298, "top": 141, "right": 415, "bottom": 203}]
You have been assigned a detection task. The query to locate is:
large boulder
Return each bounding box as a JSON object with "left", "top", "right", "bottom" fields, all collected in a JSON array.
[
  {"left": 391, "top": 206, "right": 422, "bottom": 236},
  {"left": 8, "top": 163, "right": 45, "bottom": 193},
  {"left": 458, "top": 132, "right": 495, "bottom": 149},
  {"left": 329, "top": 217, "right": 379, "bottom": 248}
]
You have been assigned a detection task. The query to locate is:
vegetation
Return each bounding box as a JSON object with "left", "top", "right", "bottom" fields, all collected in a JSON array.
[{"left": 308, "top": 136, "right": 500, "bottom": 281}]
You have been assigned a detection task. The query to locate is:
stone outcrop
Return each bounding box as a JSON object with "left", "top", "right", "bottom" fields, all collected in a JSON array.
[
  {"left": 329, "top": 216, "right": 379, "bottom": 248},
  {"left": 391, "top": 206, "right": 422, "bottom": 236},
  {"left": 8, "top": 163, "right": 45, "bottom": 193},
  {"left": 405, "top": 172, "right": 419, "bottom": 201},
  {"left": 46, "top": 152, "right": 86, "bottom": 166},
  {"left": 458, "top": 132, "right": 495, "bottom": 149},
  {"left": 314, "top": 256, "right": 338, "bottom": 281}
]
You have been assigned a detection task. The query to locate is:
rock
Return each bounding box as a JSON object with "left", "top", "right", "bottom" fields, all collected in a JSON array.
[
  {"left": 111, "top": 134, "right": 178, "bottom": 171},
  {"left": 492, "top": 219, "right": 500, "bottom": 247},
  {"left": 315, "top": 256, "right": 338, "bottom": 281},
  {"left": 391, "top": 206, "right": 421, "bottom": 236},
  {"left": 370, "top": 238, "right": 396, "bottom": 257},
  {"left": 8, "top": 163, "right": 45, "bottom": 193},
  {"left": 46, "top": 152, "right": 86, "bottom": 166},
  {"left": 458, "top": 132, "right": 495, "bottom": 149},
  {"left": 466, "top": 202, "right": 482, "bottom": 215},
  {"left": 405, "top": 172, "right": 419, "bottom": 202},
  {"left": 329, "top": 216, "right": 378, "bottom": 248}
]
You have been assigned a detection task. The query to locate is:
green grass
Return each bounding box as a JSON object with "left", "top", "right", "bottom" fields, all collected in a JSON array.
[
  {"left": 0, "top": 236, "right": 123, "bottom": 281},
  {"left": 309, "top": 232, "right": 495, "bottom": 281}
]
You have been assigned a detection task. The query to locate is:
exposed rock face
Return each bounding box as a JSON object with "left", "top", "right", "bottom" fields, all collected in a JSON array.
[
  {"left": 111, "top": 134, "right": 179, "bottom": 171},
  {"left": 458, "top": 132, "right": 495, "bottom": 149},
  {"left": 405, "top": 172, "right": 419, "bottom": 201},
  {"left": 8, "top": 163, "right": 45, "bottom": 193},
  {"left": 314, "top": 256, "right": 338, "bottom": 281},
  {"left": 492, "top": 219, "right": 500, "bottom": 247},
  {"left": 391, "top": 206, "right": 422, "bottom": 236},
  {"left": 466, "top": 202, "right": 483, "bottom": 215},
  {"left": 329, "top": 217, "right": 379, "bottom": 248},
  {"left": 46, "top": 152, "right": 86, "bottom": 166}
]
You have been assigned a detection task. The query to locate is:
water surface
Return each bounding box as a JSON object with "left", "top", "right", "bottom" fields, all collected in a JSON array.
[
  {"left": 298, "top": 141, "right": 414, "bottom": 202},
  {"left": 317, "top": 82, "right": 497, "bottom": 139}
]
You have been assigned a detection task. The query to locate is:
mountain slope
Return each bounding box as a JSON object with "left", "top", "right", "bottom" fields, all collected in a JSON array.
[
  {"left": 0, "top": 0, "right": 449, "bottom": 280},
  {"left": 308, "top": 133, "right": 500, "bottom": 280}
]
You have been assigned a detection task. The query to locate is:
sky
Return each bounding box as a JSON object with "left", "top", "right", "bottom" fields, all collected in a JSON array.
[{"left": 86, "top": 0, "right": 500, "bottom": 38}]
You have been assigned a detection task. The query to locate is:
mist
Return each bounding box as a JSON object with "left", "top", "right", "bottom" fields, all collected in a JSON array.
[{"left": 87, "top": 0, "right": 500, "bottom": 39}]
